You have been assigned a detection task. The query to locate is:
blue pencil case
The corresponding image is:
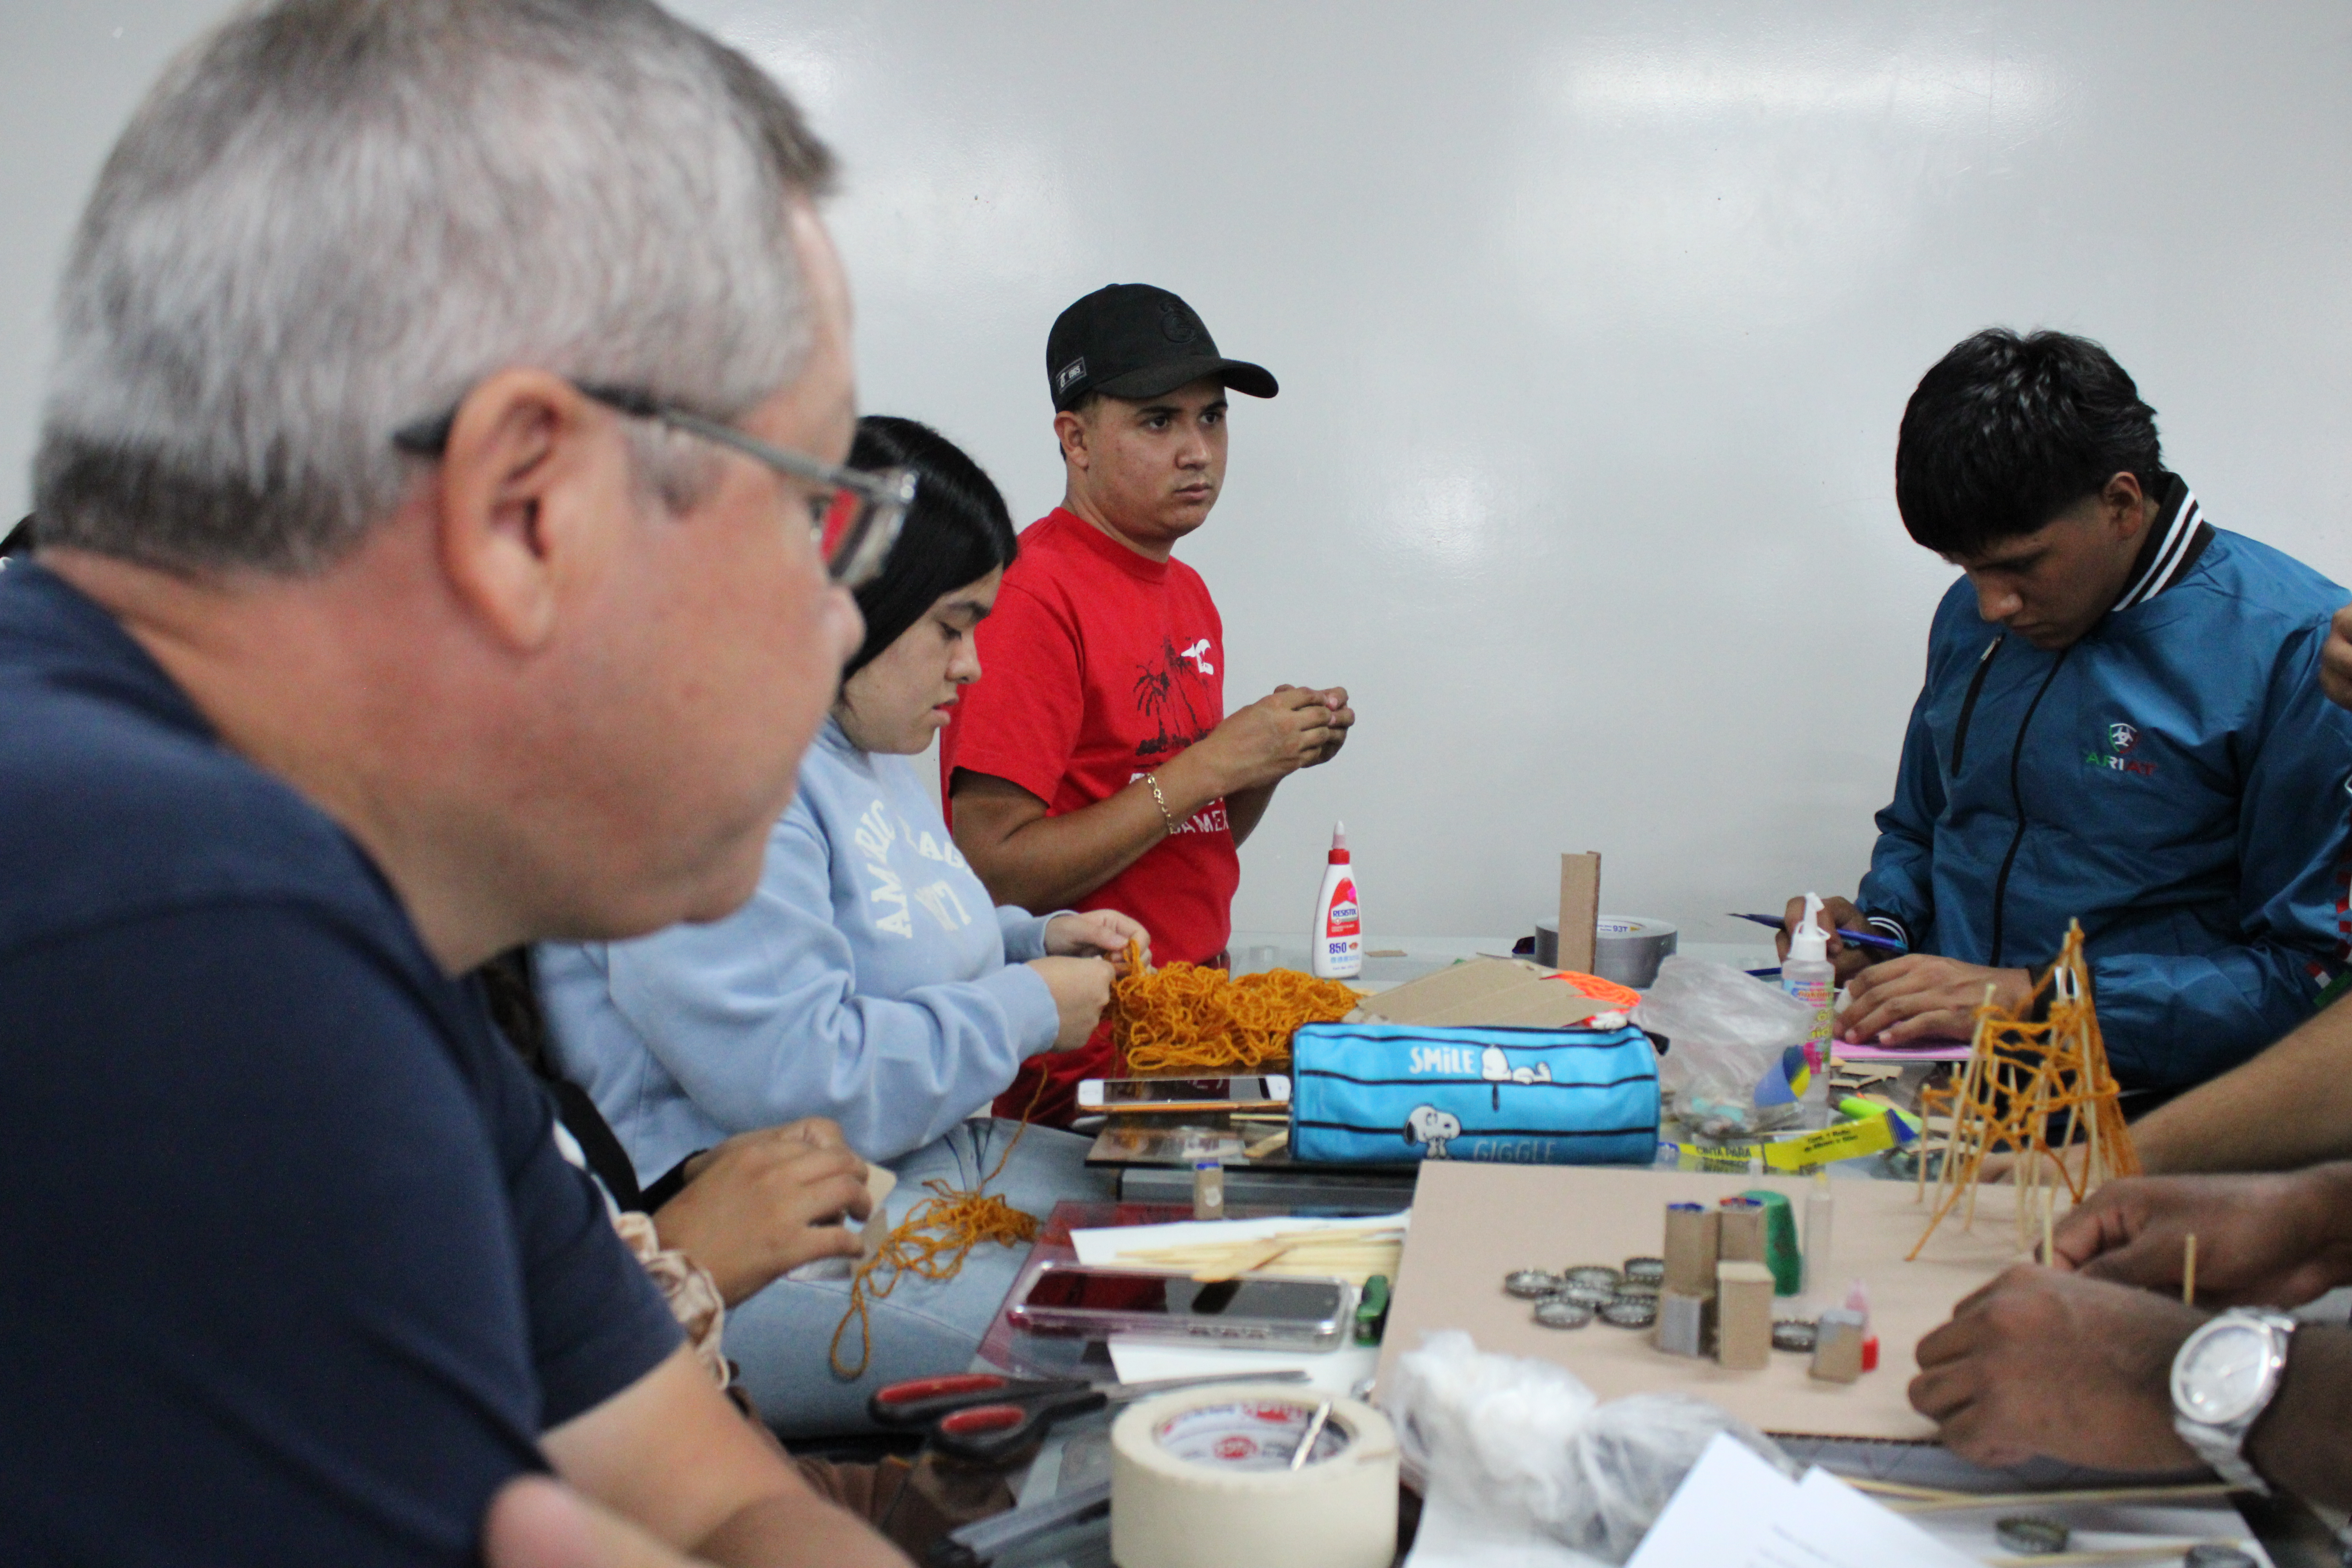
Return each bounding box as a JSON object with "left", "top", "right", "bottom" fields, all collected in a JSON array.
[{"left": 1287, "top": 1020, "right": 1661, "bottom": 1166}]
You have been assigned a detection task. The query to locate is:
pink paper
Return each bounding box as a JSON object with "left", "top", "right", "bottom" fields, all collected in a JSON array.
[{"left": 1832, "top": 1038, "right": 1972, "bottom": 1063}]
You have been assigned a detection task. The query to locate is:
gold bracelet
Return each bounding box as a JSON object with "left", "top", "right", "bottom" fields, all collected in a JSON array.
[{"left": 1142, "top": 772, "right": 1180, "bottom": 837}]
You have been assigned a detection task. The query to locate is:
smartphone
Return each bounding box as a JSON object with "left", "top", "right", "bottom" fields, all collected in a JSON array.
[
  {"left": 1007, "top": 1263, "right": 1350, "bottom": 1350},
  {"left": 1074, "top": 1075, "right": 1292, "bottom": 1113}
]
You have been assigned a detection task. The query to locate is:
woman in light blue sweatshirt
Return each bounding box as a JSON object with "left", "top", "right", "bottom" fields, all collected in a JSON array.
[{"left": 538, "top": 417, "right": 1144, "bottom": 1433}]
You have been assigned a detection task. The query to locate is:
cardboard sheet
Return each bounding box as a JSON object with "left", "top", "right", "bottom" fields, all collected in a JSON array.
[
  {"left": 1558, "top": 852, "right": 1601, "bottom": 974},
  {"left": 1375, "top": 1163, "right": 2028, "bottom": 1440},
  {"left": 1344, "top": 956, "right": 1612, "bottom": 1029}
]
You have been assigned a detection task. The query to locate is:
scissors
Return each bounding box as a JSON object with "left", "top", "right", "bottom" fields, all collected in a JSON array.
[{"left": 868, "top": 1368, "right": 1309, "bottom": 1464}]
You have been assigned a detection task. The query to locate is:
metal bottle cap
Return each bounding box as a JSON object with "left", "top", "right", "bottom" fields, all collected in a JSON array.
[
  {"left": 1504, "top": 1269, "right": 1563, "bottom": 1299},
  {"left": 1993, "top": 1517, "right": 2070, "bottom": 1555},
  {"left": 1533, "top": 1297, "right": 1594, "bottom": 1329},
  {"left": 1600, "top": 1299, "right": 1657, "bottom": 1329}
]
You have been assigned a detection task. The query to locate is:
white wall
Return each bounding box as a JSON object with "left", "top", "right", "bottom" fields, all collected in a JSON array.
[{"left": 5, "top": 3, "right": 2350, "bottom": 948}]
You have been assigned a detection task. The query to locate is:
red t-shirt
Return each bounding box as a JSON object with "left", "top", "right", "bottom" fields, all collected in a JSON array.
[{"left": 943, "top": 507, "right": 1238, "bottom": 1124}]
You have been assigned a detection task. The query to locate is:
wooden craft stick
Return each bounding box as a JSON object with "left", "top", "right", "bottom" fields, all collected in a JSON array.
[
  {"left": 1885, "top": 1481, "right": 2236, "bottom": 1514},
  {"left": 1843, "top": 1478, "right": 1973, "bottom": 1502},
  {"left": 1194, "top": 1238, "right": 1293, "bottom": 1282},
  {"left": 1985, "top": 1543, "right": 2236, "bottom": 1567},
  {"left": 1243, "top": 1129, "right": 1289, "bottom": 1160},
  {"left": 2182, "top": 1233, "right": 2197, "bottom": 1306},
  {"left": 1912, "top": 924, "right": 2138, "bottom": 1262}
]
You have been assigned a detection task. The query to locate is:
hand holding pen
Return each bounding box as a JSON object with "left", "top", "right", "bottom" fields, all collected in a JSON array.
[{"left": 1730, "top": 910, "right": 1906, "bottom": 954}]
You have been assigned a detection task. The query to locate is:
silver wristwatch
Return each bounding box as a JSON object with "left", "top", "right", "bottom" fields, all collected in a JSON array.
[{"left": 2170, "top": 1307, "right": 2298, "bottom": 1493}]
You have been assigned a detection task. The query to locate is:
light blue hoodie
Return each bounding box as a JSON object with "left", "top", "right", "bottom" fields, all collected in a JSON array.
[{"left": 537, "top": 719, "right": 1062, "bottom": 1184}]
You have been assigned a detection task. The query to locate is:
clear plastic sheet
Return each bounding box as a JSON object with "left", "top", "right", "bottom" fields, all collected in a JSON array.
[{"left": 1634, "top": 957, "right": 1813, "bottom": 1137}]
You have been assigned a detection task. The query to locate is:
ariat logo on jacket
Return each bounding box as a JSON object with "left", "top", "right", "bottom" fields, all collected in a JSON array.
[{"left": 2086, "top": 719, "right": 2157, "bottom": 778}]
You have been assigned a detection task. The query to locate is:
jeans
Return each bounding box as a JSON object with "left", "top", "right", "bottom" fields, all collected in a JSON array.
[{"left": 725, "top": 1119, "right": 1113, "bottom": 1437}]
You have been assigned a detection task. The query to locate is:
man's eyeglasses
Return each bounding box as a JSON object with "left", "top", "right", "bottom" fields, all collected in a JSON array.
[{"left": 392, "top": 382, "right": 913, "bottom": 588}]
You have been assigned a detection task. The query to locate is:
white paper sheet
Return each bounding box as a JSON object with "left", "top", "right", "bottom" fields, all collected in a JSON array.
[
  {"left": 1627, "top": 1433, "right": 1982, "bottom": 1568},
  {"left": 1067, "top": 1210, "right": 1406, "bottom": 1396},
  {"left": 1624, "top": 1432, "right": 1806, "bottom": 1566},
  {"left": 1754, "top": 1468, "right": 1984, "bottom": 1568}
]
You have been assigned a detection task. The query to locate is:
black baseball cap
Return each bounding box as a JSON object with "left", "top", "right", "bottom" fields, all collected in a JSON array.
[{"left": 1046, "top": 284, "right": 1278, "bottom": 413}]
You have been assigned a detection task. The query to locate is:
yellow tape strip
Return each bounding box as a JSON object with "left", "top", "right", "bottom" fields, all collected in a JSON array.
[{"left": 1667, "top": 1113, "right": 1900, "bottom": 1175}]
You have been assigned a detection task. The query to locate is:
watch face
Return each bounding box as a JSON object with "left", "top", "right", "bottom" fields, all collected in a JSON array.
[{"left": 2178, "top": 1323, "right": 2274, "bottom": 1426}]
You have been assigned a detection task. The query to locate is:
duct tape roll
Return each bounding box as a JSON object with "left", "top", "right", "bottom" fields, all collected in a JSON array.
[
  {"left": 1593, "top": 916, "right": 1677, "bottom": 988},
  {"left": 1110, "top": 1384, "right": 1399, "bottom": 1568},
  {"left": 1534, "top": 916, "right": 1678, "bottom": 986}
]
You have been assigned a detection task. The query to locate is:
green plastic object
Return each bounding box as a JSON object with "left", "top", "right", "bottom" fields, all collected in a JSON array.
[
  {"left": 1355, "top": 1274, "right": 1392, "bottom": 1345},
  {"left": 1742, "top": 1189, "right": 1804, "bottom": 1296}
]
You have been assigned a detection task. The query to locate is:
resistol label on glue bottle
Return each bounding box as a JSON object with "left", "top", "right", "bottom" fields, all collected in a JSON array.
[{"left": 1312, "top": 822, "right": 1362, "bottom": 980}]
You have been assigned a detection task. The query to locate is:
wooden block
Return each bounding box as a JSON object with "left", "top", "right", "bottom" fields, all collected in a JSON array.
[
  {"left": 1557, "top": 852, "right": 1601, "bottom": 974},
  {"left": 1715, "top": 1261, "right": 1773, "bottom": 1371},
  {"left": 1718, "top": 1201, "right": 1766, "bottom": 1264},
  {"left": 1663, "top": 1203, "right": 1720, "bottom": 1296},
  {"left": 1811, "top": 1308, "right": 1865, "bottom": 1384},
  {"left": 858, "top": 1165, "right": 899, "bottom": 1261},
  {"left": 1657, "top": 1289, "right": 1710, "bottom": 1358}
]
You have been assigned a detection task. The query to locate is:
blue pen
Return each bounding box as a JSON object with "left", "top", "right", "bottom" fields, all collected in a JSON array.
[{"left": 1728, "top": 913, "right": 1907, "bottom": 953}]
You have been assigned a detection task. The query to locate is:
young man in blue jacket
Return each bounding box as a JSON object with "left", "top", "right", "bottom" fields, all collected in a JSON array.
[{"left": 1783, "top": 328, "right": 2352, "bottom": 1093}]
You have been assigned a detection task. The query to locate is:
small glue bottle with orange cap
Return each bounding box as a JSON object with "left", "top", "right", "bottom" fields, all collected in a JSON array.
[{"left": 1310, "top": 822, "right": 1363, "bottom": 980}]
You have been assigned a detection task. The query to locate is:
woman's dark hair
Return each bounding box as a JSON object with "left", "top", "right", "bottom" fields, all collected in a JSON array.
[
  {"left": 843, "top": 416, "right": 1018, "bottom": 678},
  {"left": 1894, "top": 328, "right": 2166, "bottom": 558}
]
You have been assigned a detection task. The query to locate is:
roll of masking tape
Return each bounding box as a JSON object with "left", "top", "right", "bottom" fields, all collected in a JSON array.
[
  {"left": 1110, "top": 1384, "right": 1398, "bottom": 1568},
  {"left": 1593, "top": 915, "right": 1678, "bottom": 988}
]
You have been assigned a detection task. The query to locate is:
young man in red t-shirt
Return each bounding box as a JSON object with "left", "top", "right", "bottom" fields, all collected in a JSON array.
[{"left": 943, "top": 283, "right": 1354, "bottom": 1125}]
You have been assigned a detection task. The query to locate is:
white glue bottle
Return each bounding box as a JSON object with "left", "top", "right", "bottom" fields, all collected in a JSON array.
[
  {"left": 1782, "top": 893, "right": 1836, "bottom": 1128},
  {"left": 1311, "top": 822, "right": 1363, "bottom": 980}
]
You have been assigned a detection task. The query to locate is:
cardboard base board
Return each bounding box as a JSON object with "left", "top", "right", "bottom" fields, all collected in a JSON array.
[{"left": 1374, "top": 1162, "right": 2029, "bottom": 1440}]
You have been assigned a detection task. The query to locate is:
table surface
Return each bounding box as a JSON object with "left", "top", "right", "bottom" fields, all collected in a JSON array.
[{"left": 973, "top": 1178, "right": 2337, "bottom": 1568}]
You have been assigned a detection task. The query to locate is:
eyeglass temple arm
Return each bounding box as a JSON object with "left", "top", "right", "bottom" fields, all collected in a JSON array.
[{"left": 574, "top": 384, "right": 907, "bottom": 504}]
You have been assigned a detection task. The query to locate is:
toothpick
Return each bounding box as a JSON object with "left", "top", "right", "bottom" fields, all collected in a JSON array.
[
  {"left": 2042, "top": 1184, "right": 2056, "bottom": 1265},
  {"left": 2183, "top": 1234, "right": 2198, "bottom": 1306}
]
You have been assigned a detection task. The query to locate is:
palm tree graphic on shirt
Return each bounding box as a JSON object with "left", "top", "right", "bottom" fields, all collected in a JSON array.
[{"left": 1132, "top": 635, "right": 1214, "bottom": 759}]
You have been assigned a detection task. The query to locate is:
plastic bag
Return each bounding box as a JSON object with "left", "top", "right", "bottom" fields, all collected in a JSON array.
[
  {"left": 1388, "top": 1330, "right": 1793, "bottom": 1567},
  {"left": 1632, "top": 956, "right": 1813, "bottom": 1137}
]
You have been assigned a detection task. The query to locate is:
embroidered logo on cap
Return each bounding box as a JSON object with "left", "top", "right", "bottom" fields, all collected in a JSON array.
[
  {"left": 1054, "top": 356, "right": 1088, "bottom": 394},
  {"left": 1158, "top": 300, "right": 1198, "bottom": 344}
]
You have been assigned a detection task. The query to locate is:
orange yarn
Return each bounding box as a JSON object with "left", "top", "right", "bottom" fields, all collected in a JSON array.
[
  {"left": 828, "top": 1076, "right": 1047, "bottom": 1381},
  {"left": 1109, "top": 946, "right": 1359, "bottom": 1075}
]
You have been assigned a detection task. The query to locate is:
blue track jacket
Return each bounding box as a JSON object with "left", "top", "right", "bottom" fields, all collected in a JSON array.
[{"left": 1859, "top": 480, "right": 2352, "bottom": 1091}]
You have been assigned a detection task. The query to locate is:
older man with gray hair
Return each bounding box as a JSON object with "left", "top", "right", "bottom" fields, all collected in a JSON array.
[{"left": 0, "top": 2, "right": 909, "bottom": 1565}]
